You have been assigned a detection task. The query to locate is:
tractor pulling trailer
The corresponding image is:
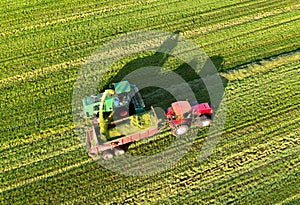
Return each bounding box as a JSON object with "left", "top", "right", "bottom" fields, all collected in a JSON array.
[{"left": 82, "top": 81, "right": 213, "bottom": 159}]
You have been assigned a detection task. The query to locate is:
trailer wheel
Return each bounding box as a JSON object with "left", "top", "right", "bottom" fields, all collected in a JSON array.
[
  {"left": 102, "top": 150, "right": 114, "bottom": 160},
  {"left": 114, "top": 147, "right": 125, "bottom": 156},
  {"left": 173, "top": 125, "right": 189, "bottom": 136}
]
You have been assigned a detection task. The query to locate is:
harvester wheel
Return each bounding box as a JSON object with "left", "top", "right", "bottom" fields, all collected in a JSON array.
[
  {"left": 114, "top": 107, "right": 129, "bottom": 118},
  {"left": 120, "top": 110, "right": 128, "bottom": 117},
  {"left": 102, "top": 150, "right": 114, "bottom": 160},
  {"left": 173, "top": 125, "right": 189, "bottom": 136},
  {"left": 113, "top": 147, "right": 125, "bottom": 156}
]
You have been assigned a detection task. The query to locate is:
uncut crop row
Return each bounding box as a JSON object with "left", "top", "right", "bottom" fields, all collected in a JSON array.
[
  {"left": 0, "top": 0, "right": 299, "bottom": 78},
  {"left": 1, "top": 0, "right": 299, "bottom": 145}
]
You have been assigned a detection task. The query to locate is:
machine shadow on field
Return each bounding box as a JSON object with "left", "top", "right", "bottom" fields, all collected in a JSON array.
[
  {"left": 89, "top": 31, "right": 228, "bottom": 158},
  {"left": 106, "top": 31, "right": 227, "bottom": 113}
]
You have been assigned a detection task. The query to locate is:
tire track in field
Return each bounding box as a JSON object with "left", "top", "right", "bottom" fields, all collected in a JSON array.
[
  {"left": 0, "top": 112, "right": 72, "bottom": 146},
  {"left": 159, "top": 156, "right": 300, "bottom": 204},
  {"left": 149, "top": 0, "right": 289, "bottom": 32},
  {"left": 233, "top": 160, "right": 300, "bottom": 204},
  {"left": 0, "top": 12, "right": 296, "bottom": 81},
  {"left": 203, "top": 17, "right": 299, "bottom": 49},
  {"left": 0, "top": 128, "right": 79, "bottom": 168},
  {"left": 0, "top": 83, "right": 75, "bottom": 117},
  {"left": 227, "top": 78, "right": 299, "bottom": 112},
  {"left": 0, "top": 123, "right": 74, "bottom": 151},
  {"left": 186, "top": 3, "right": 300, "bottom": 37},
  {"left": 0, "top": 0, "right": 261, "bottom": 36},
  {"left": 216, "top": 39, "right": 299, "bottom": 71},
  {"left": 1, "top": 162, "right": 111, "bottom": 204},
  {"left": 0, "top": 0, "right": 260, "bottom": 61},
  {"left": 0, "top": 102, "right": 73, "bottom": 138},
  {"left": 207, "top": 20, "right": 300, "bottom": 58},
  {"left": 4, "top": 121, "right": 298, "bottom": 203},
  {"left": 224, "top": 59, "right": 300, "bottom": 96},
  {"left": 279, "top": 193, "right": 300, "bottom": 205},
  {"left": 0, "top": 157, "right": 92, "bottom": 194},
  {"left": 0, "top": 0, "right": 185, "bottom": 36},
  {"left": 225, "top": 23, "right": 300, "bottom": 53},
  {"left": 0, "top": 58, "right": 83, "bottom": 86},
  {"left": 0, "top": 96, "right": 74, "bottom": 129},
  {"left": 1, "top": 148, "right": 88, "bottom": 188},
  {"left": 1, "top": 144, "right": 82, "bottom": 174},
  {"left": 0, "top": 77, "right": 75, "bottom": 108},
  {"left": 0, "top": 81, "right": 75, "bottom": 139},
  {"left": 186, "top": 151, "right": 300, "bottom": 204},
  {"left": 0, "top": 0, "right": 167, "bottom": 25},
  {"left": 214, "top": 29, "right": 300, "bottom": 66},
  {"left": 0, "top": 0, "right": 287, "bottom": 64},
  {"left": 83, "top": 129, "right": 300, "bottom": 204},
  {"left": 0, "top": 92, "right": 73, "bottom": 125},
  {"left": 135, "top": 0, "right": 283, "bottom": 31},
  {"left": 154, "top": 0, "right": 298, "bottom": 38},
  {"left": 0, "top": 1, "right": 120, "bottom": 23},
  {"left": 216, "top": 64, "right": 298, "bottom": 135},
  {"left": 223, "top": 90, "right": 300, "bottom": 136},
  {"left": 226, "top": 75, "right": 300, "bottom": 107},
  {"left": 222, "top": 51, "right": 300, "bottom": 81},
  {"left": 0, "top": 80, "right": 75, "bottom": 113},
  {"left": 0, "top": 0, "right": 178, "bottom": 29},
  {"left": 1, "top": 1, "right": 296, "bottom": 75},
  {"left": 108, "top": 112, "right": 300, "bottom": 175},
  {"left": 79, "top": 114, "right": 300, "bottom": 200},
  {"left": 196, "top": 14, "right": 300, "bottom": 49},
  {"left": 215, "top": 110, "right": 300, "bottom": 156},
  {"left": 1, "top": 5, "right": 296, "bottom": 78}
]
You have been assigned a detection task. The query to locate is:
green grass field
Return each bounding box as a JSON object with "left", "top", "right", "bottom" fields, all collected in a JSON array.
[{"left": 1, "top": 0, "right": 299, "bottom": 204}]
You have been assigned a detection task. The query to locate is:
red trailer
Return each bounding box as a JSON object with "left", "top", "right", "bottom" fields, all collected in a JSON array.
[{"left": 86, "top": 107, "right": 160, "bottom": 159}]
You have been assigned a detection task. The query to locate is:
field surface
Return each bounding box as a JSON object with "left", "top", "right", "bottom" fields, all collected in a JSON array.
[{"left": 0, "top": 0, "right": 299, "bottom": 204}]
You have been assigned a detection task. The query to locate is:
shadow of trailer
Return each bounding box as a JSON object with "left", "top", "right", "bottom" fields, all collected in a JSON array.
[{"left": 86, "top": 107, "right": 160, "bottom": 159}]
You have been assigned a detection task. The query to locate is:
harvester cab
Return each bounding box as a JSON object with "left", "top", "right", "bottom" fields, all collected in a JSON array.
[
  {"left": 110, "top": 81, "right": 145, "bottom": 118},
  {"left": 82, "top": 81, "right": 145, "bottom": 120},
  {"left": 82, "top": 93, "right": 102, "bottom": 118}
]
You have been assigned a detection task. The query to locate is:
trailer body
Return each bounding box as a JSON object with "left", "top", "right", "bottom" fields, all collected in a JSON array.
[{"left": 86, "top": 108, "right": 159, "bottom": 157}]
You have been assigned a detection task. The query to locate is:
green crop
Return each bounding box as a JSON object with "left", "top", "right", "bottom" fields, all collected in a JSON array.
[{"left": 0, "top": 0, "right": 299, "bottom": 204}]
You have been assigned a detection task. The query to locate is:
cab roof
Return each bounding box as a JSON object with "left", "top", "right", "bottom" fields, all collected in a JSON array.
[
  {"left": 114, "top": 81, "right": 131, "bottom": 94},
  {"left": 171, "top": 101, "right": 191, "bottom": 115}
]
